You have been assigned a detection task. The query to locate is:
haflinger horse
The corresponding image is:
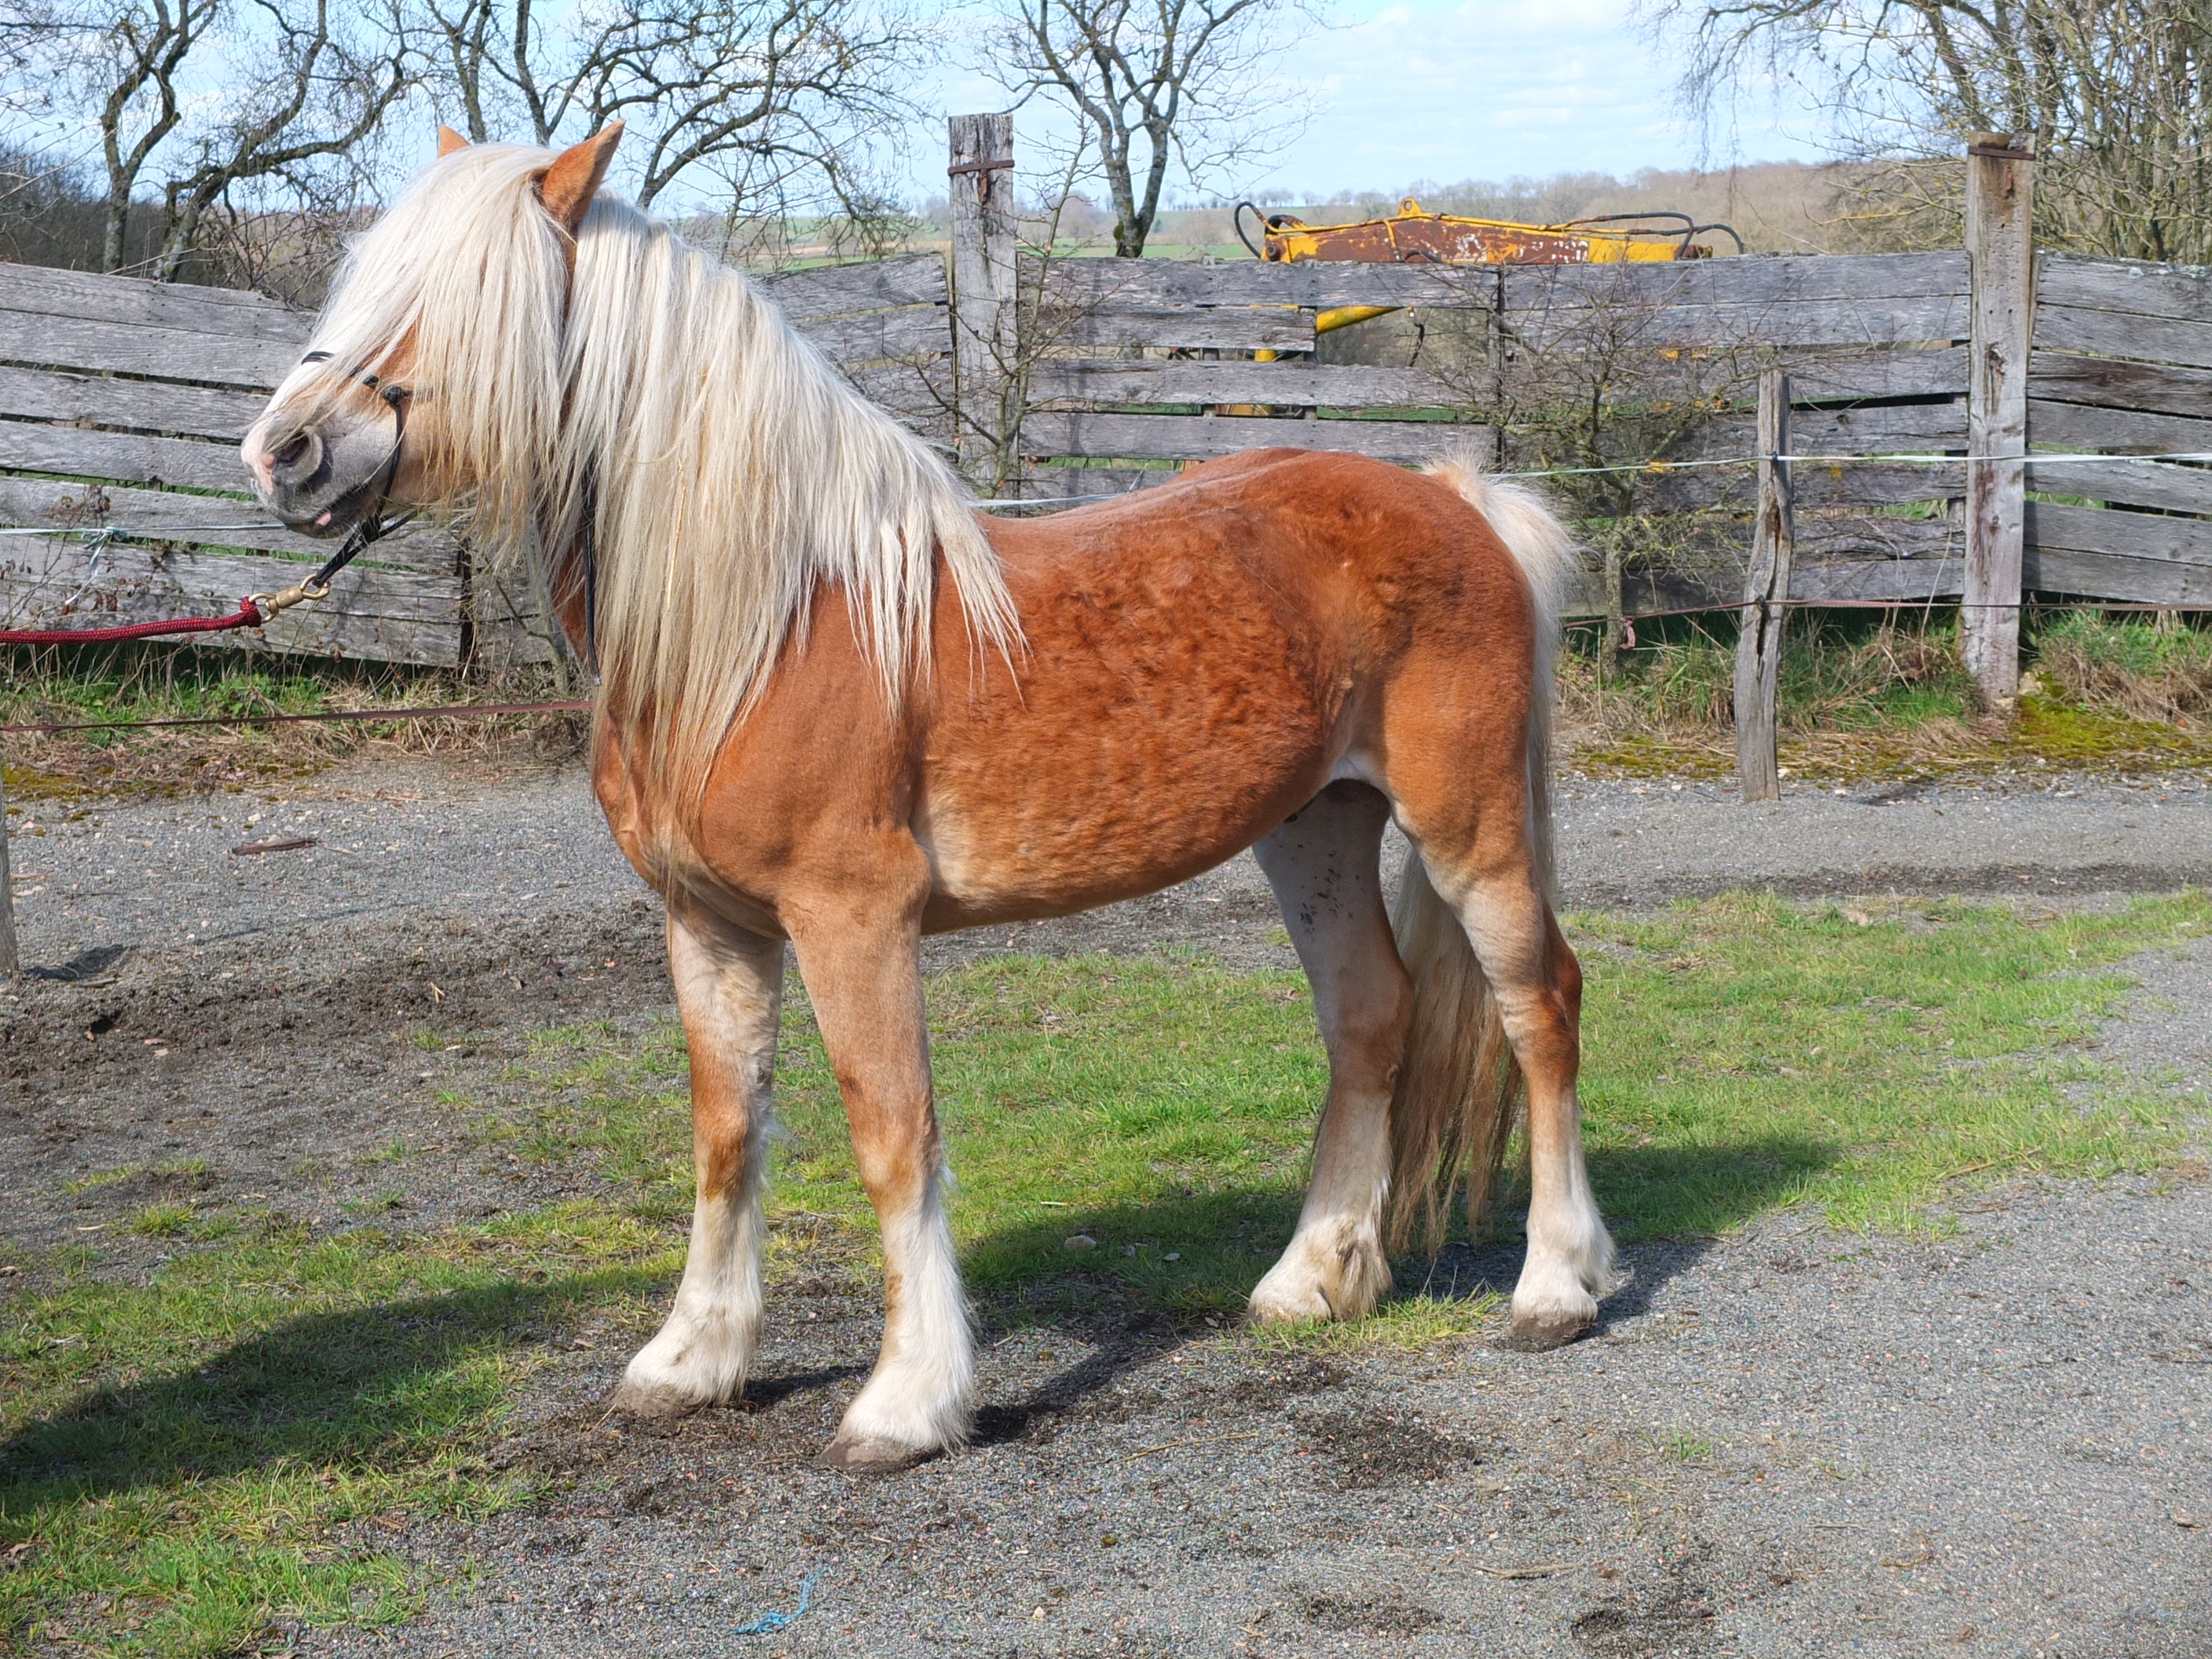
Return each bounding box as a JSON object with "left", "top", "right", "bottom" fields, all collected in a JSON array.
[{"left": 240, "top": 124, "right": 1622, "bottom": 1470}]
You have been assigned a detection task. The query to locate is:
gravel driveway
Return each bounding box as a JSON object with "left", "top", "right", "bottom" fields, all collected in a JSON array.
[{"left": 2, "top": 758, "right": 2207, "bottom": 1657}]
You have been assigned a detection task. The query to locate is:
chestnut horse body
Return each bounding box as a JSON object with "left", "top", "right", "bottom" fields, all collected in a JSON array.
[{"left": 243, "top": 128, "right": 1621, "bottom": 1469}]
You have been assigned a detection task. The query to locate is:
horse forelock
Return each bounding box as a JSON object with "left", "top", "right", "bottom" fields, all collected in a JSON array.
[{"left": 313, "top": 143, "right": 1020, "bottom": 836}]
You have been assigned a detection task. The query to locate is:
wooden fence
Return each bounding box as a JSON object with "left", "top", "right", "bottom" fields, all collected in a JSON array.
[
  {"left": 937, "top": 145, "right": 2208, "bottom": 624},
  {"left": 5, "top": 133, "right": 2209, "bottom": 684},
  {"left": 0, "top": 254, "right": 953, "bottom": 667}
]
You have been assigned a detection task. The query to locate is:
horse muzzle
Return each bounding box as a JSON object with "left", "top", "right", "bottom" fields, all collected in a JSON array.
[{"left": 241, "top": 406, "right": 403, "bottom": 539}]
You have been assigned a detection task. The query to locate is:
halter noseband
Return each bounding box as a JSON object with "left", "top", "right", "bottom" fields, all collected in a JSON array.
[{"left": 258, "top": 350, "right": 417, "bottom": 614}]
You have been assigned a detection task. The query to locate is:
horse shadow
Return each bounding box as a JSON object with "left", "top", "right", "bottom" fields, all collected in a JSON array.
[
  {"left": 1393, "top": 1136, "right": 1839, "bottom": 1329},
  {"left": 0, "top": 1268, "right": 654, "bottom": 1507},
  {"left": 3, "top": 1136, "right": 1829, "bottom": 1500}
]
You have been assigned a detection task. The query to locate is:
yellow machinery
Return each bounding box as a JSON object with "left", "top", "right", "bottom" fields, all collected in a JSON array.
[{"left": 1234, "top": 197, "right": 1743, "bottom": 337}]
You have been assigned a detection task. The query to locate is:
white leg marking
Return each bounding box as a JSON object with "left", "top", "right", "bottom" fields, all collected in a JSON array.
[
  {"left": 1510, "top": 1086, "right": 1622, "bottom": 1330},
  {"left": 1250, "top": 1188, "right": 1393, "bottom": 1323},
  {"left": 837, "top": 1170, "right": 975, "bottom": 1452},
  {"left": 619, "top": 910, "right": 781, "bottom": 1411},
  {"left": 621, "top": 1139, "right": 767, "bottom": 1407}
]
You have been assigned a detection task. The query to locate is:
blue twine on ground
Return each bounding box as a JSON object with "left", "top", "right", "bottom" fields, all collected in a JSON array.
[{"left": 734, "top": 1569, "right": 821, "bottom": 1636}]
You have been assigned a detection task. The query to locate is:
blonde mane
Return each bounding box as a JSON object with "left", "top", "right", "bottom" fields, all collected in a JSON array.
[{"left": 308, "top": 143, "right": 1019, "bottom": 819}]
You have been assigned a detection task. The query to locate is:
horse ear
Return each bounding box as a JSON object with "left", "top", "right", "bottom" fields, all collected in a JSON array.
[
  {"left": 437, "top": 126, "right": 470, "bottom": 158},
  {"left": 539, "top": 123, "right": 623, "bottom": 235}
]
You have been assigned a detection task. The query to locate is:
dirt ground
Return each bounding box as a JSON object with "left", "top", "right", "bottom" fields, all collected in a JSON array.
[{"left": 2, "top": 757, "right": 2208, "bottom": 1657}]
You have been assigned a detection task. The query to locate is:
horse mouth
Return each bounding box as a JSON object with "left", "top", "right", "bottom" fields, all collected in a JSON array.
[{"left": 272, "top": 473, "right": 391, "bottom": 540}]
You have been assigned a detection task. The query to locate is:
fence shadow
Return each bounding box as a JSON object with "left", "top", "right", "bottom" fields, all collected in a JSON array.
[{"left": 0, "top": 1268, "right": 654, "bottom": 1506}]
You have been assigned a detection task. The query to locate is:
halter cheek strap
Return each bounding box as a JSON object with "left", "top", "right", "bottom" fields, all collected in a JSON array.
[{"left": 253, "top": 351, "right": 418, "bottom": 621}]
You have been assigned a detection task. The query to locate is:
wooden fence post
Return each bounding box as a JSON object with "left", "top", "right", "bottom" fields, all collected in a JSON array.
[
  {"left": 0, "top": 760, "right": 16, "bottom": 975},
  {"left": 1963, "top": 131, "right": 2035, "bottom": 712},
  {"left": 947, "top": 114, "right": 1018, "bottom": 482},
  {"left": 1734, "top": 369, "right": 1793, "bottom": 802}
]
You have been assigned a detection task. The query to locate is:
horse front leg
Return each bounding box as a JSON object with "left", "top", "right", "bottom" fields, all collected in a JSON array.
[
  {"left": 613, "top": 906, "right": 783, "bottom": 1415},
  {"left": 789, "top": 889, "right": 973, "bottom": 1470}
]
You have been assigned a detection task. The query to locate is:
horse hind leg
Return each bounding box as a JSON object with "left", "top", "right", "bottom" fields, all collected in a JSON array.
[
  {"left": 1248, "top": 781, "right": 1409, "bottom": 1324},
  {"left": 613, "top": 906, "right": 782, "bottom": 1415},
  {"left": 1418, "top": 838, "right": 1621, "bottom": 1347}
]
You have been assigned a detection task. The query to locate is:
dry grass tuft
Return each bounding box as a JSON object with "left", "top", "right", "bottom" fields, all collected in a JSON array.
[
  {"left": 1557, "top": 609, "right": 2212, "bottom": 782},
  {"left": 2032, "top": 612, "right": 2212, "bottom": 726}
]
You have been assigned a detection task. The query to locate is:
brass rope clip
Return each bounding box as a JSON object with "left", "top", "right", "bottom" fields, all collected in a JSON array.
[{"left": 245, "top": 578, "right": 331, "bottom": 624}]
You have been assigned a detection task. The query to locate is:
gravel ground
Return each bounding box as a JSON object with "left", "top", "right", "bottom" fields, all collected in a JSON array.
[{"left": 2, "top": 757, "right": 2208, "bottom": 1657}]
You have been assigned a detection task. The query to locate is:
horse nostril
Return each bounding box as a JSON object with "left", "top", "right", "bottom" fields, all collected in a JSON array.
[{"left": 272, "top": 433, "right": 312, "bottom": 471}]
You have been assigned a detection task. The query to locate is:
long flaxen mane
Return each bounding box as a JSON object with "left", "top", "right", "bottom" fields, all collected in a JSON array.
[{"left": 306, "top": 143, "right": 1020, "bottom": 835}]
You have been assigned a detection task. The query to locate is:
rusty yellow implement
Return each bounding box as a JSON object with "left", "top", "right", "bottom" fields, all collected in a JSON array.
[
  {"left": 1234, "top": 197, "right": 1744, "bottom": 336},
  {"left": 1242, "top": 197, "right": 1733, "bottom": 268}
]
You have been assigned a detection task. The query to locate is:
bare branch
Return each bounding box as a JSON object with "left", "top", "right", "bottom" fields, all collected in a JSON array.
[{"left": 984, "top": 0, "right": 1314, "bottom": 256}]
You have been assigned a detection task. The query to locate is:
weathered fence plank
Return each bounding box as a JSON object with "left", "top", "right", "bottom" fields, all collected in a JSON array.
[
  {"left": 2025, "top": 500, "right": 2212, "bottom": 568},
  {"left": 1735, "top": 371, "right": 1794, "bottom": 802},
  {"left": 2026, "top": 457, "right": 2212, "bottom": 517},
  {"left": 2029, "top": 351, "right": 2212, "bottom": 417},
  {"left": 0, "top": 364, "right": 271, "bottom": 442},
  {"left": 1023, "top": 359, "right": 1450, "bottom": 409},
  {"left": 2027, "top": 399, "right": 2212, "bottom": 456},
  {"left": 1677, "top": 401, "right": 1967, "bottom": 461},
  {"left": 0, "top": 420, "right": 275, "bottom": 495},
  {"left": 1781, "top": 347, "right": 1967, "bottom": 402},
  {"left": 2036, "top": 255, "right": 2212, "bottom": 324},
  {"left": 1635, "top": 460, "right": 1963, "bottom": 515},
  {"left": 2024, "top": 547, "right": 2212, "bottom": 606},
  {"left": 1, "top": 537, "right": 466, "bottom": 665},
  {"left": 759, "top": 252, "right": 948, "bottom": 319},
  {"left": 0, "top": 310, "right": 303, "bottom": 386},
  {"left": 1794, "top": 551, "right": 1965, "bottom": 603},
  {"left": 782, "top": 306, "right": 950, "bottom": 368},
  {"left": 1962, "top": 132, "right": 2033, "bottom": 705},
  {"left": 1020, "top": 409, "right": 1482, "bottom": 465},
  {"left": 0, "top": 262, "right": 308, "bottom": 339},
  {"left": 0, "top": 478, "right": 459, "bottom": 570},
  {"left": 1053, "top": 306, "right": 1318, "bottom": 353},
  {"left": 2031, "top": 304, "right": 2212, "bottom": 370}
]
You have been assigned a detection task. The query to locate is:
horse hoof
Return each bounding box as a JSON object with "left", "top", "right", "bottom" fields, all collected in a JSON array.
[
  {"left": 1500, "top": 1313, "right": 1594, "bottom": 1353},
  {"left": 815, "top": 1434, "right": 935, "bottom": 1475},
  {"left": 604, "top": 1381, "right": 706, "bottom": 1419}
]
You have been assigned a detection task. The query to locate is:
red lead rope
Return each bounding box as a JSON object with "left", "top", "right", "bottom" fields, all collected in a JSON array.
[{"left": 0, "top": 599, "right": 269, "bottom": 646}]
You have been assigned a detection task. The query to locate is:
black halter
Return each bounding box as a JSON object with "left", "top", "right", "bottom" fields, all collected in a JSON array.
[{"left": 292, "top": 350, "right": 416, "bottom": 596}]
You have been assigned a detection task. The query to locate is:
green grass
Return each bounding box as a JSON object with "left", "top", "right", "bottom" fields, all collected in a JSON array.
[
  {"left": 5, "top": 892, "right": 2207, "bottom": 1654},
  {"left": 2, "top": 1209, "right": 672, "bottom": 1657}
]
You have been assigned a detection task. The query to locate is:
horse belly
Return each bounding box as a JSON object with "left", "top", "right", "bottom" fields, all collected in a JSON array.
[{"left": 914, "top": 597, "right": 1346, "bottom": 930}]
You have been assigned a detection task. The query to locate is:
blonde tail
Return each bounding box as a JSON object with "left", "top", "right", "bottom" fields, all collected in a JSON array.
[
  {"left": 1384, "top": 449, "right": 1580, "bottom": 1252},
  {"left": 1383, "top": 852, "right": 1524, "bottom": 1254}
]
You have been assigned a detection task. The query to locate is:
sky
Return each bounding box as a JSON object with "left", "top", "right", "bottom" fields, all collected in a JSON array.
[{"left": 921, "top": 0, "right": 1832, "bottom": 206}]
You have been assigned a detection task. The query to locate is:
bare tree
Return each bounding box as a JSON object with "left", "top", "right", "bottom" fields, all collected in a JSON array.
[
  {"left": 419, "top": 0, "right": 926, "bottom": 220},
  {"left": 987, "top": 0, "right": 1313, "bottom": 257},
  {"left": 154, "top": 0, "right": 411, "bottom": 278},
  {"left": 1647, "top": 0, "right": 2212, "bottom": 262},
  {"left": 2, "top": 0, "right": 412, "bottom": 279}
]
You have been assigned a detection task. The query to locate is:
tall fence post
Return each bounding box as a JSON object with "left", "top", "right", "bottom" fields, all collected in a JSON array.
[
  {"left": 1734, "top": 369, "right": 1794, "bottom": 802},
  {"left": 947, "top": 114, "right": 1018, "bottom": 485},
  {"left": 1963, "top": 131, "right": 2035, "bottom": 712},
  {"left": 0, "top": 761, "right": 16, "bottom": 975}
]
